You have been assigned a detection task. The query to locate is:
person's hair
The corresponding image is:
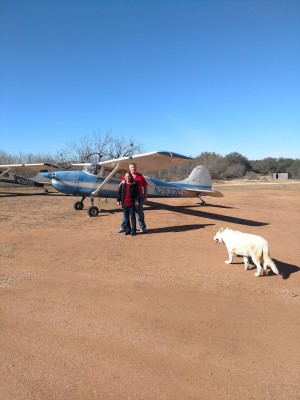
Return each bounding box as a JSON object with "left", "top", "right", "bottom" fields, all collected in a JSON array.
[{"left": 125, "top": 171, "right": 133, "bottom": 182}]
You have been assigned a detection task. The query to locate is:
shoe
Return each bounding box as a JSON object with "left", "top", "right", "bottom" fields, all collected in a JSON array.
[
  {"left": 131, "top": 232, "right": 136, "bottom": 236},
  {"left": 125, "top": 231, "right": 131, "bottom": 235},
  {"left": 140, "top": 229, "right": 147, "bottom": 234},
  {"left": 118, "top": 229, "right": 125, "bottom": 233}
]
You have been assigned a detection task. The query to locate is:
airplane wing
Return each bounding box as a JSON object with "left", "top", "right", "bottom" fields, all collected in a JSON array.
[
  {"left": 0, "top": 163, "right": 59, "bottom": 173},
  {"left": 71, "top": 151, "right": 193, "bottom": 173}
]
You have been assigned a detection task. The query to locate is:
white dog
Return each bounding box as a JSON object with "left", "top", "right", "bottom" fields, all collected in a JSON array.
[{"left": 213, "top": 227, "right": 280, "bottom": 277}]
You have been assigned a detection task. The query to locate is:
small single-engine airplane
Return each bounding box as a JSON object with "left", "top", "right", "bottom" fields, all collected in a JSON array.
[
  {"left": 0, "top": 163, "right": 59, "bottom": 191},
  {"left": 39, "top": 151, "right": 223, "bottom": 216}
]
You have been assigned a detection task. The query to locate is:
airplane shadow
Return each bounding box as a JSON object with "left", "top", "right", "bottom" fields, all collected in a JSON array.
[
  {"left": 195, "top": 202, "right": 234, "bottom": 209},
  {"left": 141, "top": 223, "right": 215, "bottom": 234},
  {"left": 0, "top": 194, "right": 269, "bottom": 228},
  {"left": 145, "top": 201, "right": 268, "bottom": 227},
  {"left": 101, "top": 209, "right": 215, "bottom": 233},
  {"left": 0, "top": 191, "right": 62, "bottom": 197}
]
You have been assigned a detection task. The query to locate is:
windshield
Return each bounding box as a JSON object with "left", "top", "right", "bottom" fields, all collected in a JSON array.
[{"left": 84, "top": 164, "right": 99, "bottom": 175}]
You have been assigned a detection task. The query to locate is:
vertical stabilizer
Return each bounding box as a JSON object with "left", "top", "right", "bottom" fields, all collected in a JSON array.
[{"left": 174, "top": 166, "right": 212, "bottom": 189}]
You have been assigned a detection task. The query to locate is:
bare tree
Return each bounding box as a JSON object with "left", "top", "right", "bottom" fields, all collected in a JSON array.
[
  {"left": 56, "top": 131, "right": 143, "bottom": 163},
  {"left": 194, "top": 152, "right": 228, "bottom": 179},
  {"left": 56, "top": 135, "right": 94, "bottom": 163},
  {"left": 92, "top": 131, "right": 115, "bottom": 161},
  {"left": 0, "top": 149, "right": 56, "bottom": 165},
  {"left": 107, "top": 136, "right": 142, "bottom": 159},
  {"left": 0, "top": 150, "right": 15, "bottom": 164},
  {"left": 223, "top": 163, "right": 246, "bottom": 179}
]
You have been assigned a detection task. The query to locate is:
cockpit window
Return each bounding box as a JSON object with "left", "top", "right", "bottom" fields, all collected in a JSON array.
[
  {"left": 84, "top": 164, "right": 99, "bottom": 175},
  {"left": 114, "top": 172, "right": 122, "bottom": 180},
  {"left": 83, "top": 165, "right": 123, "bottom": 180}
]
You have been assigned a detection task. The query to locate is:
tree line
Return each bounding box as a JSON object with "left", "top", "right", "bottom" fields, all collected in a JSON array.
[
  {"left": 152, "top": 151, "right": 300, "bottom": 180},
  {"left": 0, "top": 132, "right": 142, "bottom": 166},
  {"left": 1, "top": 132, "right": 299, "bottom": 180}
]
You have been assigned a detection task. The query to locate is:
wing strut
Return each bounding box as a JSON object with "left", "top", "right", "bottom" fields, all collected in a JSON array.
[
  {"left": 0, "top": 168, "right": 11, "bottom": 177},
  {"left": 91, "top": 163, "right": 120, "bottom": 196}
]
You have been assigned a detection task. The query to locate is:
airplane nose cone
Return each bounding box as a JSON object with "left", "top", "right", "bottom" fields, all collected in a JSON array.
[
  {"left": 40, "top": 171, "right": 52, "bottom": 180},
  {"left": 50, "top": 171, "right": 80, "bottom": 195}
]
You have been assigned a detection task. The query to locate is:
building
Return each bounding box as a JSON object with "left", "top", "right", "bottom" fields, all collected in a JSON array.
[{"left": 272, "top": 172, "right": 292, "bottom": 179}]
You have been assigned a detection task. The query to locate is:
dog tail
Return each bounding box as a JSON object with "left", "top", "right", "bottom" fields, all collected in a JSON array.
[{"left": 262, "top": 244, "right": 280, "bottom": 276}]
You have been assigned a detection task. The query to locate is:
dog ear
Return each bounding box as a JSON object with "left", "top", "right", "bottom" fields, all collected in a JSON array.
[{"left": 220, "top": 227, "right": 224, "bottom": 232}]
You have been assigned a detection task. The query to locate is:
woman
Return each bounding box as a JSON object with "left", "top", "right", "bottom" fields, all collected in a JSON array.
[{"left": 117, "top": 172, "right": 139, "bottom": 236}]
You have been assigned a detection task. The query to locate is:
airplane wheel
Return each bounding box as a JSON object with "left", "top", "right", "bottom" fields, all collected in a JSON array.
[
  {"left": 74, "top": 201, "right": 84, "bottom": 210},
  {"left": 88, "top": 206, "right": 99, "bottom": 217}
]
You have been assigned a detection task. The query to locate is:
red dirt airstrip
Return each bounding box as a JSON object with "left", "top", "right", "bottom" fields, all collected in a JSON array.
[{"left": 1, "top": 181, "right": 300, "bottom": 400}]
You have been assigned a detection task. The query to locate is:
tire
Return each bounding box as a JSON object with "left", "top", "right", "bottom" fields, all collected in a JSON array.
[
  {"left": 88, "top": 206, "right": 99, "bottom": 217},
  {"left": 74, "top": 201, "right": 84, "bottom": 210}
]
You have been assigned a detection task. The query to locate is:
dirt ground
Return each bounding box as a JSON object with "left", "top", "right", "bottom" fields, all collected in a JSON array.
[{"left": 1, "top": 181, "right": 300, "bottom": 400}]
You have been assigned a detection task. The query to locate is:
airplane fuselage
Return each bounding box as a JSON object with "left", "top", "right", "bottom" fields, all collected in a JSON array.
[
  {"left": 48, "top": 170, "right": 209, "bottom": 198},
  {"left": 0, "top": 171, "right": 45, "bottom": 188}
]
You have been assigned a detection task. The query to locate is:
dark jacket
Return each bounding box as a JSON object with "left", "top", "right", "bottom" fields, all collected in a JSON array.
[{"left": 117, "top": 182, "right": 138, "bottom": 206}]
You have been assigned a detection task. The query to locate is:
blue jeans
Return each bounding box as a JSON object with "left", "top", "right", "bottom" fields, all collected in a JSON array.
[
  {"left": 123, "top": 205, "right": 136, "bottom": 233},
  {"left": 121, "top": 195, "right": 146, "bottom": 231}
]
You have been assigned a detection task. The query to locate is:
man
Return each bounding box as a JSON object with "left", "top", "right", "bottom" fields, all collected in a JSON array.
[{"left": 119, "top": 162, "right": 148, "bottom": 233}]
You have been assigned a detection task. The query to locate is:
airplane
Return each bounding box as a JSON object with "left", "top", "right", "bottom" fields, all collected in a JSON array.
[
  {"left": 39, "top": 151, "right": 223, "bottom": 216},
  {"left": 0, "top": 163, "right": 59, "bottom": 191}
]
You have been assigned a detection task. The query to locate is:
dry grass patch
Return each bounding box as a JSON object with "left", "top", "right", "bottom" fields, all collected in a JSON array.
[{"left": 0, "top": 243, "right": 15, "bottom": 261}]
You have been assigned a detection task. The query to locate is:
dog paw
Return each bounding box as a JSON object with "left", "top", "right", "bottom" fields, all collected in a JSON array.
[
  {"left": 254, "top": 272, "right": 261, "bottom": 277},
  {"left": 225, "top": 261, "right": 231, "bottom": 264}
]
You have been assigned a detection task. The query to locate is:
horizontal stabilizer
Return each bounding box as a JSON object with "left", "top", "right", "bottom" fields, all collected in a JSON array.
[{"left": 186, "top": 188, "right": 224, "bottom": 197}]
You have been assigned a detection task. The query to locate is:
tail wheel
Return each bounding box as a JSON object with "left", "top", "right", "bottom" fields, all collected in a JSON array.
[
  {"left": 88, "top": 206, "right": 99, "bottom": 217},
  {"left": 74, "top": 201, "right": 84, "bottom": 210}
]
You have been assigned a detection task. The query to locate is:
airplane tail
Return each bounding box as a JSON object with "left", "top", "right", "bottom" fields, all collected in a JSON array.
[
  {"left": 173, "top": 166, "right": 223, "bottom": 198},
  {"left": 175, "top": 165, "right": 212, "bottom": 188}
]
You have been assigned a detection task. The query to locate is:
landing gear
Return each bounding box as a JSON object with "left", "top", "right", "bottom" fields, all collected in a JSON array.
[
  {"left": 73, "top": 195, "right": 100, "bottom": 217},
  {"left": 74, "top": 201, "right": 84, "bottom": 210},
  {"left": 87, "top": 195, "right": 100, "bottom": 217},
  {"left": 74, "top": 197, "right": 86, "bottom": 211},
  {"left": 198, "top": 195, "right": 207, "bottom": 206},
  {"left": 88, "top": 206, "right": 99, "bottom": 217}
]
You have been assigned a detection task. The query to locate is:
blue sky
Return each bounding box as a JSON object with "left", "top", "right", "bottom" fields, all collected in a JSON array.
[{"left": 0, "top": 0, "right": 299, "bottom": 160}]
